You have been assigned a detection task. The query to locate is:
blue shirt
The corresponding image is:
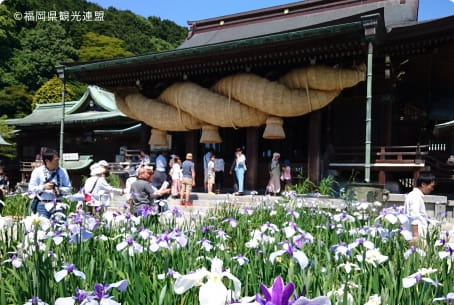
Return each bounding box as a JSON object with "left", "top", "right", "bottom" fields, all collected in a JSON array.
[
  {"left": 182, "top": 160, "right": 194, "bottom": 178},
  {"left": 156, "top": 154, "right": 167, "bottom": 172},
  {"left": 28, "top": 166, "right": 72, "bottom": 201}
]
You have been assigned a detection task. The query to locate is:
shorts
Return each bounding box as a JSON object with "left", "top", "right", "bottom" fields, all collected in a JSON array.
[
  {"left": 207, "top": 175, "right": 215, "bottom": 185},
  {"left": 182, "top": 177, "right": 193, "bottom": 194}
]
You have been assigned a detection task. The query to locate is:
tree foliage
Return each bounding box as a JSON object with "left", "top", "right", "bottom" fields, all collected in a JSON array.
[
  {"left": 8, "top": 22, "right": 78, "bottom": 90},
  {"left": 78, "top": 32, "right": 134, "bottom": 61},
  {"left": 0, "top": 0, "right": 188, "bottom": 119},
  {"left": 0, "top": 115, "right": 17, "bottom": 159},
  {"left": 32, "top": 76, "right": 86, "bottom": 108},
  {"left": 0, "top": 84, "right": 33, "bottom": 118}
]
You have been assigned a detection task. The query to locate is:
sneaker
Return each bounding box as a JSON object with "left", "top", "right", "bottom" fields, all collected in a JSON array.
[
  {"left": 180, "top": 200, "right": 186, "bottom": 206},
  {"left": 185, "top": 201, "right": 193, "bottom": 206},
  {"left": 208, "top": 192, "right": 215, "bottom": 195}
]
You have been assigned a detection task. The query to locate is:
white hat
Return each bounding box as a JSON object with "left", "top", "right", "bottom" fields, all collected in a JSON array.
[
  {"left": 98, "top": 160, "right": 109, "bottom": 167},
  {"left": 90, "top": 163, "right": 105, "bottom": 176}
]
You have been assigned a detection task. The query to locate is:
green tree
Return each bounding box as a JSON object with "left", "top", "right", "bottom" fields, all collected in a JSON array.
[
  {"left": 0, "top": 115, "right": 16, "bottom": 159},
  {"left": 32, "top": 75, "right": 85, "bottom": 109},
  {"left": 149, "top": 37, "right": 174, "bottom": 53},
  {"left": 0, "top": 5, "right": 18, "bottom": 87},
  {"left": 8, "top": 22, "right": 78, "bottom": 90},
  {"left": 78, "top": 32, "right": 134, "bottom": 61},
  {"left": 148, "top": 17, "right": 187, "bottom": 47},
  {"left": 0, "top": 84, "right": 33, "bottom": 118}
]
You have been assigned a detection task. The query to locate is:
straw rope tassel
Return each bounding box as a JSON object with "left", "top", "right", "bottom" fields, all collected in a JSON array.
[{"left": 229, "top": 77, "right": 238, "bottom": 130}]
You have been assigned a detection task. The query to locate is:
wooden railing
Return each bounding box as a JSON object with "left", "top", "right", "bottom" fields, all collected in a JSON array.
[{"left": 375, "top": 145, "right": 428, "bottom": 164}]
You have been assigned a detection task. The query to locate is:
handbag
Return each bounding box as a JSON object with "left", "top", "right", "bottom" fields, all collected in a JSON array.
[{"left": 30, "top": 196, "right": 40, "bottom": 213}]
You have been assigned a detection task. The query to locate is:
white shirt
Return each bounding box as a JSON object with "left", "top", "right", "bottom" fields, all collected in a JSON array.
[
  {"left": 171, "top": 163, "right": 182, "bottom": 180},
  {"left": 207, "top": 160, "right": 215, "bottom": 177},
  {"left": 28, "top": 166, "right": 72, "bottom": 201},
  {"left": 403, "top": 187, "right": 428, "bottom": 237},
  {"left": 84, "top": 175, "right": 122, "bottom": 206}
]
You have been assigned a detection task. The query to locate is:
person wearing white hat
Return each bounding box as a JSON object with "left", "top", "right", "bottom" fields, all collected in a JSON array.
[{"left": 83, "top": 161, "right": 124, "bottom": 214}]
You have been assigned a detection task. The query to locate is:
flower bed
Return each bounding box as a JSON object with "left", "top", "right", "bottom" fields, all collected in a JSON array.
[{"left": 0, "top": 194, "right": 451, "bottom": 305}]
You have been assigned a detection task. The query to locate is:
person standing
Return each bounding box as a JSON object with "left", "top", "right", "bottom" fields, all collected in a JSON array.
[
  {"left": 180, "top": 153, "right": 195, "bottom": 206},
  {"left": 234, "top": 148, "right": 246, "bottom": 195},
  {"left": 267, "top": 152, "right": 281, "bottom": 196},
  {"left": 28, "top": 148, "right": 72, "bottom": 219},
  {"left": 282, "top": 159, "right": 292, "bottom": 191},
  {"left": 207, "top": 154, "right": 216, "bottom": 195},
  {"left": 153, "top": 151, "right": 168, "bottom": 189},
  {"left": 84, "top": 161, "right": 124, "bottom": 213},
  {"left": 170, "top": 156, "right": 182, "bottom": 198},
  {"left": 403, "top": 171, "right": 436, "bottom": 243},
  {"left": 203, "top": 149, "right": 213, "bottom": 192},
  {"left": 0, "top": 166, "right": 9, "bottom": 211},
  {"left": 214, "top": 154, "right": 225, "bottom": 194},
  {"left": 125, "top": 166, "right": 138, "bottom": 201},
  {"left": 137, "top": 150, "right": 150, "bottom": 168}
]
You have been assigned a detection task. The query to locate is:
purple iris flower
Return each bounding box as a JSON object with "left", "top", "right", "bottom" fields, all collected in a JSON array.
[{"left": 256, "top": 276, "right": 295, "bottom": 305}]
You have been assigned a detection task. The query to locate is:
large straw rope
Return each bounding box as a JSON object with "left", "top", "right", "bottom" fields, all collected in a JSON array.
[
  {"left": 278, "top": 65, "right": 365, "bottom": 90},
  {"left": 115, "top": 93, "right": 203, "bottom": 131},
  {"left": 211, "top": 73, "right": 340, "bottom": 117},
  {"left": 159, "top": 82, "right": 268, "bottom": 127}
]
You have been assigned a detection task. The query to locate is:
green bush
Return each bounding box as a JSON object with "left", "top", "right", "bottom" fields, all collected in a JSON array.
[
  {"left": 1, "top": 194, "right": 29, "bottom": 217},
  {"left": 317, "top": 175, "right": 339, "bottom": 196}
]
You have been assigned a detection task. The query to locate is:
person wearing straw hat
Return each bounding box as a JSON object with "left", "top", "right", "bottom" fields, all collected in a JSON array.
[
  {"left": 180, "top": 153, "right": 195, "bottom": 206},
  {"left": 84, "top": 161, "right": 124, "bottom": 214}
]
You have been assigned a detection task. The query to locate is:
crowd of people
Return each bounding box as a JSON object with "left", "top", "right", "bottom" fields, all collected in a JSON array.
[
  {"left": 9, "top": 145, "right": 438, "bottom": 246},
  {"left": 18, "top": 146, "right": 299, "bottom": 220}
]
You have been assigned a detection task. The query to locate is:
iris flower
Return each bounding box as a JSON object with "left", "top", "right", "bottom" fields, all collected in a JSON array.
[
  {"left": 23, "top": 296, "right": 49, "bottom": 305},
  {"left": 433, "top": 292, "right": 454, "bottom": 303},
  {"left": 55, "top": 280, "right": 128, "bottom": 305},
  {"left": 355, "top": 248, "right": 388, "bottom": 267},
  {"left": 363, "top": 294, "right": 381, "bottom": 305},
  {"left": 54, "top": 263, "right": 86, "bottom": 282},
  {"left": 403, "top": 246, "right": 426, "bottom": 259},
  {"left": 402, "top": 268, "right": 440, "bottom": 288},
  {"left": 255, "top": 276, "right": 331, "bottom": 305},
  {"left": 116, "top": 235, "right": 143, "bottom": 256},
  {"left": 269, "top": 241, "right": 309, "bottom": 269},
  {"left": 2, "top": 254, "right": 24, "bottom": 268},
  {"left": 174, "top": 257, "right": 241, "bottom": 305},
  {"left": 256, "top": 276, "right": 294, "bottom": 305},
  {"left": 232, "top": 254, "right": 249, "bottom": 266}
]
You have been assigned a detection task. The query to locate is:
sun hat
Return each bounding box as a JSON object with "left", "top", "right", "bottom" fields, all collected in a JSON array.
[
  {"left": 98, "top": 160, "right": 109, "bottom": 167},
  {"left": 90, "top": 163, "right": 105, "bottom": 176}
]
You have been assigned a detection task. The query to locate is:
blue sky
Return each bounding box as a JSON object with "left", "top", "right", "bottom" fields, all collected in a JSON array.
[{"left": 92, "top": 0, "right": 454, "bottom": 27}]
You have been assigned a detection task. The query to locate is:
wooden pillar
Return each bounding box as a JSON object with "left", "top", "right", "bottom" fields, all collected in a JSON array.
[
  {"left": 246, "top": 127, "right": 259, "bottom": 190},
  {"left": 378, "top": 170, "right": 386, "bottom": 184},
  {"left": 185, "top": 130, "right": 198, "bottom": 159},
  {"left": 308, "top": 111, "right": 321, "bottom": 183},
  {"left": 185, "top": 130, "right": 199, "bottom": 185}
]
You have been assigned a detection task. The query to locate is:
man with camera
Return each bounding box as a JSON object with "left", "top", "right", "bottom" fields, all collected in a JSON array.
[{"left": 28, "top": 148, "right": 72, "bottom": 218}]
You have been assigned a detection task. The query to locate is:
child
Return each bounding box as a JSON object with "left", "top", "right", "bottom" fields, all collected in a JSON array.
[
  {"left": 207, "top": 154, "right": 216, "bottom": 195},
  {"left": 282, "top": 159, "right": 292, "bottom": 192}
]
